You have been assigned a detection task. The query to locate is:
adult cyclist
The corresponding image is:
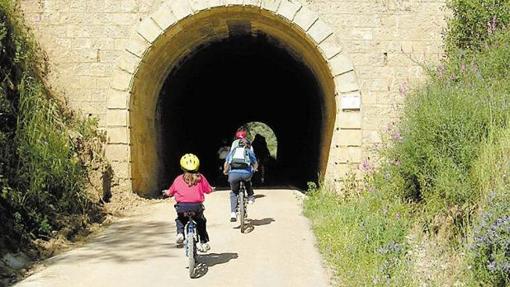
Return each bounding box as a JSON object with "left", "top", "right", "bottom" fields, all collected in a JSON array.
[{"left": 223, "top": 135, "right": 258, "bottom": 222}]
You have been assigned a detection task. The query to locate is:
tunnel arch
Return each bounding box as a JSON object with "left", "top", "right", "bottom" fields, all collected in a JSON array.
[{"left": 106, "top": 0, "right": 362, "bottom": 195}]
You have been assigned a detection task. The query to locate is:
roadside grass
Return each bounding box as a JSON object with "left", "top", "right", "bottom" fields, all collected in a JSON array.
[{"left": 304, "top": 28, "right": 510, "bottom": 286}]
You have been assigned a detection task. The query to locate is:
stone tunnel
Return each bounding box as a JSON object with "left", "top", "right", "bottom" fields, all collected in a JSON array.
[{"left": 112, "top": 4, "right": 357, "bottom": 195}]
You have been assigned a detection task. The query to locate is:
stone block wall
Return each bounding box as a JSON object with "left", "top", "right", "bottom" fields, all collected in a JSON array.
[{"left": 19, "top": 0, "right": 446, "bottom": 191}]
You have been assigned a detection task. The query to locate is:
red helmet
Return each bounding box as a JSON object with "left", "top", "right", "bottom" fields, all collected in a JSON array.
[{"left": 235, "top": 130, "right": 247, "bottom": 139}]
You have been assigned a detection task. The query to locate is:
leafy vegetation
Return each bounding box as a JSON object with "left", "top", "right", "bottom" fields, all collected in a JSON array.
[
  {"left": 305, "top": 0, "right": 510, "bottom": 285},
  {"left": 0, "top": 0, "right": 109, "bottom": 255}
]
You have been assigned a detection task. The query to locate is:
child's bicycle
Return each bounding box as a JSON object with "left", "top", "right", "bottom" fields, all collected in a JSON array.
[
  {"left": 183, "top": 211, "right": 199, "bottom": 278},
  {"left": 237, "top": 181, "right": 248, "bottom": 233}
]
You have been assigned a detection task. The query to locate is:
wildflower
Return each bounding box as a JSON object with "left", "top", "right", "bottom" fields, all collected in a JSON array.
[
  {"left": 360, "top": 158, "right": 374, "bottom": 172},
  {"left": 487, "top": 16, "right": 497, "bottom": 34},
  {"left": 399, "top": 82, "right": 408, "bottom": 97}
]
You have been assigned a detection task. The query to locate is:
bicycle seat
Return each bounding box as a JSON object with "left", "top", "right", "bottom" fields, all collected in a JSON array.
[{"left": 183, "top": 211, "right": 197, "bottom": 217}]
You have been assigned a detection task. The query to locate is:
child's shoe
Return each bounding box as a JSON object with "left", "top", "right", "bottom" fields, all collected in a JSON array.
[
  {"left": 230, "top": 212, "right": 237, "bottom": 222},
  {"left": 198, "top": 242, "right": 210, "bottom": 252},
  {"left": 248, "top": 196, "right": 255, "bottom": 204},
  {"left": 175, "top": 233, "right": 184, "bottom": 244}
]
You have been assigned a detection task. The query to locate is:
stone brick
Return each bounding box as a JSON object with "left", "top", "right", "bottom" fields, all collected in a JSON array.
[
  {"left": 108, "top": 126, "right": 129, "bottom": 144},
  {"left": 126, "top": 36, "right": 150, "bottom": 58},
  {"left": 117, "top": 52, "right": 141, "bottom": 74},
  {"left": 337, "top": 110, "right": 362, "bottom": 129},
  {"left": 169, "top": 0, "right": 194, "bottom": 19},
  {"left": 244, "top": 0, "right": 261, "bottom": 7},
  {"left": 293, "top": 7, "right": 318, "bottom": 31},
  {"left": 318, "top": 35, "right": 342, "bottom": 60},
  {"left": 340, "top": 91, "right": 361, "bottom": 110},
  {"left": 106, "top": 109, "right": 129, "bottom": 126},
  {"left": 277, "top": 1, "right": 301, "bottom": 21},
  {"left": 204, "top": 0, "right": 226, "bottom": 8},
  {"left": 260, "top": 0, "right": 281, "bottom": 12},
  {"left": 337, "top": 129, "right": 362, "bottom": 146},
  {"left": 338, "top": 146, "right": 362, "bottom": 164},
  {"left": 307, "top": 19, "right": 333, "bottom": 44},
  {"left": 110, "top": 70, "right": 133, "bottom": 92},
  {"left": 225, "top": 0, "right": 244, "bottom": 5},
  {"left": 107, "top": 90, "right": 129, "bottom": 109},
  {"left": 334, "top": 71, "right": 359, "bottom": 93},
  {"left": 111, "top": 161, "right": 130, "bottom": 179},
  {"left": 106, "top": 144, "right": 130, "bottom": 162},
  {"left": 151, "top": 3, "right": 178, "bottom": 30},
  {"left": 329, "top": 54, "right": 354, "bottom": 76},
  {"left": 136, "top": 17, "right": 163, "bottom": 43},
  {"left": 363, "top": 130, "right": 382, "bottom": 145}
]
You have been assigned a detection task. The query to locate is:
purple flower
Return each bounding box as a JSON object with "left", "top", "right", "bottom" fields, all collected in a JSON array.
[
  {"left": 360, "top": 158, "right": 374, "bottom": 172},
  {"left": 399, "top": 82, "right": 408, "bottom": 97},
  {"left": 391, "top": 130, "right": 402, "bottom": 142}
]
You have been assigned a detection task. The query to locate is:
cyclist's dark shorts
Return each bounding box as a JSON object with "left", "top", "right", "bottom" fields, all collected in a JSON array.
[{"left": 174, "top": 202, "right": 204, "bottom": 213}]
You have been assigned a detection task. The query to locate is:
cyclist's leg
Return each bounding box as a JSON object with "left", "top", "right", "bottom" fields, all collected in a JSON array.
[
  {"left": 193, "top": 211, "right": 209, "bottom": 243},
  {"left": 174, "top": 205, "right": 187, "bottom": 235},
  {"left": 228, "top": 173, "right": 241, "bottom": 213},
  {"left": 242, "top": 173, "right": 254, "bottom": 198}
]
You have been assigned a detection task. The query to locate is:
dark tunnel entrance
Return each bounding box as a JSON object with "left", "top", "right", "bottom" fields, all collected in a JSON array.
[{"left": 157, "top": 33, "right": 324, "bottom": 189}]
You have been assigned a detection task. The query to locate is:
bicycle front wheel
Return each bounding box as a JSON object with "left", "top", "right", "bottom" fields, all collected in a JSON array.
[
  {"left": 187, "top": 233, "right": 196, "bottom": 278},
  {"left": 239, "top": 185, "right": 246, "bottom": 233}
]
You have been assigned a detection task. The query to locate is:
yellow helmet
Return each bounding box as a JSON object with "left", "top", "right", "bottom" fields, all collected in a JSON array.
[{"left": 180, "top": 153, "right": 200, "bottom": 172}]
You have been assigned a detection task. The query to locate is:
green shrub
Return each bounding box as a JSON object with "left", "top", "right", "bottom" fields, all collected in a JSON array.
[
  {"left": 378, "top": 29, "right": 510, "bottom": 230},
  {"left": 445, "top": 0, "right": 510, "bottom": 55}
]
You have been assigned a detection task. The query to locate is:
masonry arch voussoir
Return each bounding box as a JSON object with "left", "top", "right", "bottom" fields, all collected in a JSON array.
[{"left": 106, "top": 0, "right": 362, "bottom": 194}]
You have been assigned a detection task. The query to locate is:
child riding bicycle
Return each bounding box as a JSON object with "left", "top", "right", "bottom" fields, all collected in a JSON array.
[{"left": 162, "top": 153, "right": 213, "bottom": 252}]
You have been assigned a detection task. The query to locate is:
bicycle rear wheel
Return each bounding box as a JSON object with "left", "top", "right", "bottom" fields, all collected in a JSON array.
[
  {"left": 239, "top": 182, "right": 246, "bottom": 233},
  {"left": 187, "top": 230, "right": 196, "bottom": 278}
]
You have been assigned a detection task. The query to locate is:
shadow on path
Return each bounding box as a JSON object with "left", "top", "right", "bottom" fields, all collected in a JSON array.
[{"left": 193, "top": 252, "right": 238, "bottom": 279}]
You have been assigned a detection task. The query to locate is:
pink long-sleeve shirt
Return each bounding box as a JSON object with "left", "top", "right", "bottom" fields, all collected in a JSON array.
[{"left": 164, "top": 174, "right": 213, "bottom": 203}]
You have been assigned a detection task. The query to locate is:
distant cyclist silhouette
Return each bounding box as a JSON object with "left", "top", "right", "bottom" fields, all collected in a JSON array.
[{"left": 252, "top": 134, "right": 270, "bottom": 184}]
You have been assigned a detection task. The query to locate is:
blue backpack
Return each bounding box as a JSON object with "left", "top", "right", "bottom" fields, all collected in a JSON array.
[{"left": 229, "top": 141, "right": 251, "bottom": 169}]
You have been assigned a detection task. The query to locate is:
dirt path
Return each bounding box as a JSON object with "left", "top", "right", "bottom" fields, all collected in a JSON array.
[{"left": 15, "top": 189, "right": 330, "bottom": 287}]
